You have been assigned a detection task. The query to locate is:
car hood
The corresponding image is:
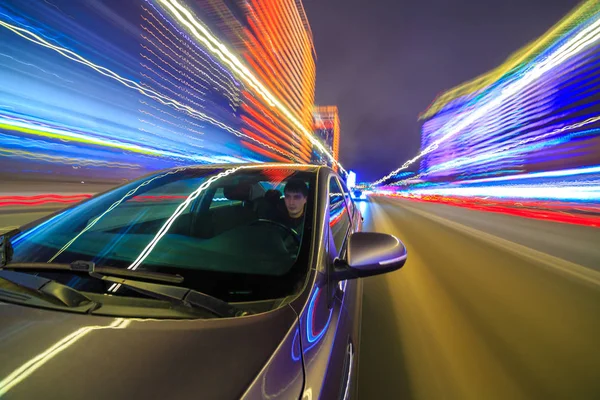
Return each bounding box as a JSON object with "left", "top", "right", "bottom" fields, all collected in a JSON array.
[{"left": 0, "top": 300, "right": 298, "bottom": 399}]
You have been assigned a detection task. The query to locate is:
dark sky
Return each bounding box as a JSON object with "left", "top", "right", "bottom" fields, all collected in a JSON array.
[{"left": 304, "top": 0, "right": 579, "bottom": 182}]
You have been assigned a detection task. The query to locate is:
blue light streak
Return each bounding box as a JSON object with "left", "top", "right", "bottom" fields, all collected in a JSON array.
[{"left": 0, "top": 0, "right": 332, "bottom": 182}]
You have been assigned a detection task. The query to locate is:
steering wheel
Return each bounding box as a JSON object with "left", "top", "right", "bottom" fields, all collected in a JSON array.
[{"left": 250, "top": 219, "right": 301, "bottom": 244}]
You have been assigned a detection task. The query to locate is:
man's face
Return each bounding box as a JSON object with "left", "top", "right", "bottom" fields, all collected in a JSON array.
[{"left": 284, "top": 191, "right": 307, "bottom": 218}]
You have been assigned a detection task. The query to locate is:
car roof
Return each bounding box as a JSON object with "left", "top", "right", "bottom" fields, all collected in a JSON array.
[{"left": 158, "top": 162, "right": 324, "bottom": 174}]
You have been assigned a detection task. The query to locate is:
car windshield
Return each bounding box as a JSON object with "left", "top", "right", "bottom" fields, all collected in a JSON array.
[{"left": 8, "top": 165, "right": 317, "bottom": 303}]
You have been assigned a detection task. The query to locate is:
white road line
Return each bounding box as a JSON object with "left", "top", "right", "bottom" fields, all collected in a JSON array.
[{"left": 398, "top": 202, "right": 600, "bottom": 287}]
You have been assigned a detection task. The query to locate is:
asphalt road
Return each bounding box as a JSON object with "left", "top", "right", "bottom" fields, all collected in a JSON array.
[
  {"left": 358, "top": 197, "right": 600, "bottom": 400},
  {"left": 0, "top": 206, "right": 67, "bottom": 233}
]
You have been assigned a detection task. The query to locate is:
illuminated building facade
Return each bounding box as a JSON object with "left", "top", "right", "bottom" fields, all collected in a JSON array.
[
  {"left": 195, "top": 0, "right": 319, "bottom": 163},
  {"left": 313, "top": 106, "right": 341, "bottom": 168},
  {"left": 379, "top": 1, "right": 600, "bottom": 203},
  {"left": 0, "top": 0, "right": 333, "bottom": 182}
]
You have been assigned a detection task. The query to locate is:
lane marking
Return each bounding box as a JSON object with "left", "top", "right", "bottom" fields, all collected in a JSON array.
[{"left": 395, "top": 200, "right": 600, "bottom": 287}]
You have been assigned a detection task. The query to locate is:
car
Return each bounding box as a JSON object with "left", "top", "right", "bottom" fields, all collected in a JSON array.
[{"left": 0, "top": 163, "right": 407, "bottom": 400}]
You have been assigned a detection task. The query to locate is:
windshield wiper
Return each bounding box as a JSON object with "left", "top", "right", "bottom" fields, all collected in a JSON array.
[
  {"left": 1, "top": 260, "right": 241, "bottom": 317},
  {"left": 2, "top": 261, "right": 184, "bottom": 284},
  {"left": 88, "top": 269, "right": 244, "bottom": 318},
  {"left": 0, "top": 269, "right": 97, "bottom": 309}
]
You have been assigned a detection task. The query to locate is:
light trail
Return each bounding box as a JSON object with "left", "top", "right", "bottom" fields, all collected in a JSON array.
[
  {"left": 0, "top": 15, "right": 298, "bottom": 162},
  {"left": 374, "top": 10, "right": 600, "bottom": 185},
  {"left": 156, "top": 0, "right": 344, "bottom": 172}
]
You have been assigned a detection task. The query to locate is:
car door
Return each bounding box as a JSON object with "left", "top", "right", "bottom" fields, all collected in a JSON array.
[
  {"left": 336, "top": 175, "right": 364, "bottom": 398},
  {"left": 299, "top": 174, "right": 356, "bottom": 400}
]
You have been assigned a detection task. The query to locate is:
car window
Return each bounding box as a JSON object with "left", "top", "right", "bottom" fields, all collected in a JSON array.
[
  {"left": 9, "top": 166, "right": 318, "bottom": 303},
  {"left": 329, "top": 177, "right": 352, "bottom": 254}
]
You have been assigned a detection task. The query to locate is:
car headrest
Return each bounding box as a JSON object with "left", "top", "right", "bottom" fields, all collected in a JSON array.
[
  {"left": 264, "top": 189, "right": 282, "bottom": 203},
  {"left": 223, "top": 183, "right": 253, "bottom": 201}
]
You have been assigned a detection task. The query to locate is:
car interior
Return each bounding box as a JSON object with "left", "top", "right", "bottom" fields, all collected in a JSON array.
[{"left": 188, "top": 182, "right": 289, "bottom": 239}]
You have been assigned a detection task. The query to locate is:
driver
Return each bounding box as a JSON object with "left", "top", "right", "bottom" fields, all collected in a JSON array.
[{"left": 278, "top": 178, "right": 308, "bottom": 237}]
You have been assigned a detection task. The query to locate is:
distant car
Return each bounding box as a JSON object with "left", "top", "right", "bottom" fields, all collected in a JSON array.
[
  {"left": 0, "top": 163, "right": 407, "bottom": 399},
  {"left": 352, "top": 189, "right": 367, "bottom": 201}
]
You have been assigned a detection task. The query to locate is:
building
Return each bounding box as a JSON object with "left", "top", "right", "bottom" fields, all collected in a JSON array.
[
  {"left": 193, "top": 0, "right": 318, "bottom": 163},
  {"left": 414, "top": 0, "right": 600, "bottom": 185},
  {"left": 0, "top": 0, "right": 332, "bottom": 184},
  {"left": 313, "top": 106, "right": 340, "bottom": 168}
]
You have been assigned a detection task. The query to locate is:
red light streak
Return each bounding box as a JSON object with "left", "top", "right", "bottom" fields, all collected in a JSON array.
[
  {"left": 240, "top": 109, "right": 311, "bottom": 159},
  {"left": 246, "top": 4, "right": 305, "bottom": 111},
  {"left": 384, "top": 193, "right": 600, "bottom": 228},
  {"left": 241, "top": 140, "right": 292, "bottom": 163},
  {"left": 329, "top": 207, "right": 347, "bottom": 227},
  {"left": 0, "top": 194, "right": 92, "bottom": 207},
  {"left": 242, "top": 91, "right": 310, "bottom": 153},
  {"left": 239, "top": 127, "right": 295, "bottom": 161}
]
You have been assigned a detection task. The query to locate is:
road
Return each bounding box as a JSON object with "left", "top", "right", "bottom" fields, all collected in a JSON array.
[
  {"left": 0, "top": 206, "right": 68, "bottom": 233},
  {"left": 358, "top": 197, "right": 600, "bottom": 400},
  {"left": 2, "top": 194, "right": 599, "bottom": 399}
]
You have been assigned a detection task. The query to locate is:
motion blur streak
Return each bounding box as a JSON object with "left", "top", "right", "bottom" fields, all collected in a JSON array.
[
  {"left": 0, "top": 15, "right": 292, "bottom": 162},
  {"left": 0, "top": 194, "right": 92, "bottom": 207},
  {"left": 0, "top": 318, "right": 130, "bottom": 397},
  {"left": 377, "top": 192, "right": 600, "bottom": 228},
  {"left": 154, "top": 0, "right": 340, "bottom": 167},
  {"left": 404, "top": 184, "right": 600, "bottom": 202},
  {"left": 0, "top": 0, "right": 341, "bottom": 184},
  {"left": 375, "top": 1, "right": 600, "bottom": 188}
]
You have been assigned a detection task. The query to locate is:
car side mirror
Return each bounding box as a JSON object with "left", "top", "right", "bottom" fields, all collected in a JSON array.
[{"left": 333, "top": 232, "right": 407, "bottom": 281}]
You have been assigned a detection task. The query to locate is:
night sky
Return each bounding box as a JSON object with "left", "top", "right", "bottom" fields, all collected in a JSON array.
[{"left": 304, "top": 0, "right": 579, "bottom": 182}]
